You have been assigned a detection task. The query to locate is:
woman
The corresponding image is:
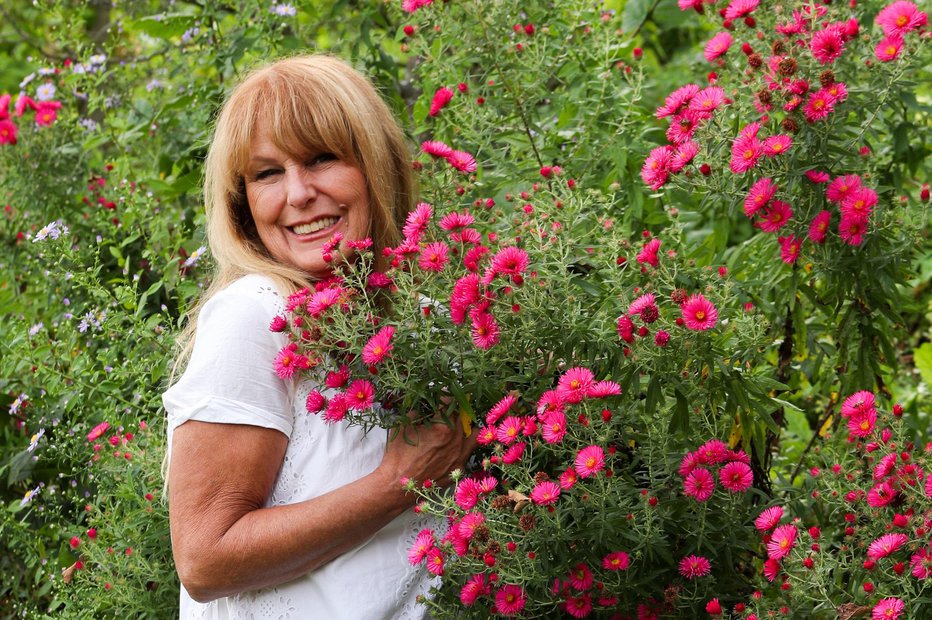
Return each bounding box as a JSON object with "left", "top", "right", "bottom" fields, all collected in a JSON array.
[{"left": 164, "top": 55, "right": 475, "bottom": 619}]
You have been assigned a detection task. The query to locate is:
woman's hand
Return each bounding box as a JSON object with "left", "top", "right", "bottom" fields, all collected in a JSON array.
[{"left": 379, "top": 415, "right": 479, "bottom": 492}]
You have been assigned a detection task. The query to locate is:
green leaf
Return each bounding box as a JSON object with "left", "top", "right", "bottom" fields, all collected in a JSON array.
[
  {"left": 669, "top": 389, "right": 689, "bottom": 434},
  {"left": 915, "top": 342, "right": 932, "bottom": 387},
  {"left": 622, "top": 0, "right": 653, "bottom": 34}
]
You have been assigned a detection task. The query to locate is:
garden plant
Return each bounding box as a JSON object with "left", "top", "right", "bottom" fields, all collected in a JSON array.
[{"left": 0, "top": 0, "right": 929, "bottom": 618}]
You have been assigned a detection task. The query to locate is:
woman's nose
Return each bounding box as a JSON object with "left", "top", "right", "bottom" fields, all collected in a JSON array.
[{"left": 284, "top": 165, "right": 317, "bottom": 208}]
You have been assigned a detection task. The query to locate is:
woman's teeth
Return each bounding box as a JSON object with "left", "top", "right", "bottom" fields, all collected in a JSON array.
[{"left": 293, "top": 217, "right": 338, "bottom": 235}]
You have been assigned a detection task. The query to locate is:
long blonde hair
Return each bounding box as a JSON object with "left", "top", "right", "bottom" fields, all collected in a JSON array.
[{"left": 172, "top": 54, "right": 414, "bottom": 375}]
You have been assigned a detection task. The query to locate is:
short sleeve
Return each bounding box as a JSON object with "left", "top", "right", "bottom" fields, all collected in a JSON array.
[{"left": 163, "top": 276, "right": 294, "bottom": 442}]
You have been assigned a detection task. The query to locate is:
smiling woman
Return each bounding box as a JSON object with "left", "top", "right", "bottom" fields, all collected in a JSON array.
[{"left": 163, "top": 55, "right": 477, "bottom": 619}]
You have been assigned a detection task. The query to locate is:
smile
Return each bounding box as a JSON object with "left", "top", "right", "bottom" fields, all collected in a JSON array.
[{"left": 292, "top": 217, "right": 340, "bottom": 235}]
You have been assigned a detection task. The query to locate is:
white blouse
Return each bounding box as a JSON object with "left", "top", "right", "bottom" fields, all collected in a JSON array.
[{"left": 163, "top": 274, "right": 433, "bottom": 620}]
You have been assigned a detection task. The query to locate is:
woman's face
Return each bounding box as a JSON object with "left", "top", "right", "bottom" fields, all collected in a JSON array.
[{"left": 244, "top": 127, "right": 371, "bottom": 278}]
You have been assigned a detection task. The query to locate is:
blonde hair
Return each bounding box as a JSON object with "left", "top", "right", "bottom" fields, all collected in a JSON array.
[{"left": 171, "top": 54, "right": 414, "bottom": 374}]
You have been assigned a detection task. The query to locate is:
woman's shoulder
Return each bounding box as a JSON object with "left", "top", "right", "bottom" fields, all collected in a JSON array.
[{"left": 206, "top": 273, "right": 287, "bottom": 315}]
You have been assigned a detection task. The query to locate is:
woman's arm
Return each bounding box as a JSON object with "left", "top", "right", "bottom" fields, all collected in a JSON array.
[{"left": 169, "top": 418, "right": 474, "bottom": 603}]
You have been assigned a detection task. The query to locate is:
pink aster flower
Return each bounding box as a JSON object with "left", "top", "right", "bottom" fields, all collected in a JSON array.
[
  {"left": 637, "top": 238, "right": 662, "bottom": 267},
  {"left": 428, "top": 86, "right": 454, "bottom": 117},
  {"left": 559, "top": 468, "right": 578, "bottom": 490},
  {"left": 744, "top": 177, "right": 777, "bottom": 217},
  {"left": 575, "top": 445, "right": 606, "bottom": 478},
  {"left": 421, "top": 140, "right": 453, "bottom": 158},
  {"left": 531, "top": 480, "right": 561, "bottom": 505},
  {"left": 666, "top": 109, "right": 703, "bottom": 144},
  {"left": 490, "top": 246, "right": 530, "bottom": 278},
  {"left": 757, "top": 200, "right": 792, "bottom": 233},
  {"left": 679, "top": 554, "right": 712, "bottom": 579},
  {"left": 541, "top": 410, "right": 567, "bottom": 444},
  {"left": 641, "top": 145, "right": 673, "bottom": 190},
  {"left": 495, "top": 584, "right": 527, "bottom": 616},
  {"left": 875, "top": 35, "right": 905, "bottom": 62},
  {"left": 495, "top": 416, "right": 524, "bottom": 445},
  {"left": 803, "top": 88, "right": 837, "bottom": 122},
  {"left": 679, "top": 451, "right": 701, "bottom": 477},
  {"left": 439, "top": 211, "right": 474, "bottom": 231},
  {"left": 725, "top": 0, "right": 759, "bottom": 19},
  {"left": 536, "top": 389, "right": 565, "bottom": 418},
  {"left": 486, "top": 394, "right": 518, "bottom": 426},
  {"left": 755, "top": 506, "right": 784, "bottom": 531},
  {"left": 848, "top": 408, "right": 878, "bottom": 438},
  {"left": 603, "top": 551, "right": 631, "bottom": 571},
  {"left": 719, "top": 461, "right": 754, "bottom": 492},
  {"left": 87, "top": 421, "right": 110, "bottom": 443},
  {"left": 460, "top": 574, "right": 490, "bottom": 606},
  {"left": 827, "top": 174, "right": 862, "bottom": 203},
  {"left": 565, "top": 594, "right": 593, "bottom": 618},
  {"left": 402, "top": 0, "right": 434, "bottom": 13},
  {"left": 0, "top": 119, "right": 18, "bottom": 145},
  {"left": 402, "top": 201, "right": 433, "bottom": 241},
  {"left": 874, "top": 453, "right": 898, "bottom": 481},
  {"left": 502, "top": 441, "right": 526, "bottom": 464},
  {"left": 326, "top": 365, "right": 351, "bottom": 389},
  {"left": 697, "top": 439, "right": 729, "bottom": 464},
  {"left": 872, "top": 597, "right": 906, "bottom": 620},
  {"left": 567, "top": 562, "right": 594, "bottom": 590},
  {"left": 868, "top": 533, "right": 908, "bottom": 561},
  {"left": 683, "top": 467, "right": 715, "bottom": 501},
  {"left": 681, "top": 294, "right": 718, "bottom": 331},
  {"left": 689, "top": 86, "right": 726, "bottom": 113},
  {"left": 454, "top": 478, "right": 481, "bottom": 510},
  {"left": 408, "top": 528, "right": 435, "bottom": 565},
  {"left": 809, "top": 210, "right": 832, "bottom": 243},
  {"left": 418, "top": 241, "right": 450, "bottom": 272},
  {"left": 910, "top": 546, "right": 932, "bottom": 578},
  {"left": 876, "top": 1, "right": 927, "bottom": 36},
  {"left": 655, "top": 83, "right": 699, "bottom": 118},
  {"left": 762, "top": 135, "right": 792, "bottom": 157},
  {"left": 362, "top": 325, "right": 394, "bottom": 365},
  {"left": 704, "top": 32, "right": 733, "bottom": 62},
  {"left": 589, "top": 380, "right": 622, "bottom": 398},
  {"left": 767, "top": 524, "right": 798, "bottom": 560},
  {"left": 868, "top": 480, "right": 897, "bottom": 508},
  {"left": 810, "top": 28, "right": 846, "bottom": 64},
  {"left": 345, "top": 379, "right": 375, "bottom": 411},
  {"left": 628, "top": 293, "right": 657, "bottom": 317},
  {"left": 805, "top": 170, "right": 831, "bottom": 183},
  {"left": 274, "top": 343, "right": 311, "bottom": 379},
  {"left": 730, "top": 134, "right": 763, "bottom": 174},
  {"left": 617, "top": 314, "right": 635, "bottom": 343},
  {"left": 763, "top": 558, "right": 782, "bottom": 582},
  {"left": 447, "top": 150, "right": 477, "bottom": 173},
  {"left": 425, "top": 547, "right": 445, "bottom": 575},
  {"left": 778, "top": 235, "right": 802, "bottom": 264},
  {"left": 557, "top": 367, "right": 595, "bottom": 404},
  {"left": 305, "top": 390, "right": 327, "bottom": 414},
  {"left": 841, "top": 187, "right": 878, "bottom": 221},
  {"left": 670, "top": 140, "right": 699, "bottom": 172},
  {"left": 471, "top": 312, "right": 500, "bottom": 349},
  {"left": 839, "top": 216, "right": 869, "bottom": 246},
  {"left": 322, "top": 393, "right": 348, "bottom": 423},
  {"left": 456, "top": 512, "right": 486, "bottom": 541}
]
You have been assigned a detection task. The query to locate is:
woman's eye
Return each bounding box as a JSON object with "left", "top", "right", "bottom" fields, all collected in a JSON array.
[
  {"left": 309, "top": 153, "right": 337, "bottom": 166},
  {"left": 254, "top": 169, "right": 281, "bottom": 180}
]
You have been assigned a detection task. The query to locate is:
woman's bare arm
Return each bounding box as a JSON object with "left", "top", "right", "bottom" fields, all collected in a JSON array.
[{"left": 169, "top": 419, "right": 474, "bottom": 602}]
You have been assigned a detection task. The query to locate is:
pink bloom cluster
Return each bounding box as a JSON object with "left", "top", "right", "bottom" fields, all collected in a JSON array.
[
  {"left": 874, "top": 1, "right": 927, "bottom": 62},
  {"left": 401, "top": 0, "right": 434, "bottom": 13},
  {"left": 421, "top": 140, "right": 477, "bottom": 174},
  {"left": 0, "top": 92, "right": 63, "bottom": 145},
  {"left": 679, "top": 439, "right": 753, "bottom": 501}
]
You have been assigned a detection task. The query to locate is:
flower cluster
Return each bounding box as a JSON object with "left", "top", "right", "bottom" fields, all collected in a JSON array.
[
  {"left": 679, "top": 439, "right": 754, "bottom": 501},
  {"left": 0, "top": 90, "right": 63, "bottom": 145}
]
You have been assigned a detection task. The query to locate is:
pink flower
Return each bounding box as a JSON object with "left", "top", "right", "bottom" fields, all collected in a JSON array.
[
  {"left": 87, "top": 422, "right": 110, "bottom": 443},
  {"left": 655, "top": 84, "right": 699, "bottom": 118},
  {"left": 460, "top": 574, "right": 490, "bottom": 606},
  {"left": 667, "top": 109, "right": 703, "bottom": 144},
  {"left": 910, "top": 546, "right": 932, "bottom": 578},
  {"left": 589, "top": 380, "right": 622, "bottom": 398},
  {"left": 273, "top": 344, "right": 310, "bottom": 379},
  {"left": 810, "top": 28, "right": 846, "bottom": 64},
  {"left": 418, "top": 241, "right": 450, "bottom": 272},
  {"left": 839, "top": 216, "right": 869, "bottom": 246},
  {"left": 557, "top": 367, "right": 595, "bottom": 404},
  {"left": 486, "top": 394, "right": 517, "bottom": 426},
  {"left": 559, "top": 468, "right": 578, "bottom": 490},
  {"left": 617, "top": 314, "right": 635, "bottom": 343},
  {"left": 867, "top": 533, "right": 908, "bottom": 561},
  {"left": 362, "top": 325, "right": 394, "bottom": 365},
  {"left": 574, "top": 445, "right": 605, "bottom": 478},
  {"left": 689, "top": 86, "right": 726, "bottom": 113},
  {"left": 719, "top": 461, "right": 753, "bottom": 492},
  {"left": 757, "top": 200, "right": 792, "bottom": 233},
  {"left": 470, "top": 312, "right": 500, "bottom": 349},
  {"left": 307, "top": 287, "right": 343, "bottom": 317},
  {"left": 704, "top": 32, "right": 733, "bottom": 62},
  {"left": 447, "top": 150, "right": 477, "bottom": 173},
  {"left": 401, "top": 0, "right": 434, "bottom": 13},
  {"left": 809, "top": 210, "right": 832, "bottom": 244},
  {"left": 565, "top": 594, "right": 593, "bottom": 618},
  {"left": 805, "top": 170, "right": 831, "bottom": 183},
  {"left": 679, "top": 554, "right": 711, "bottom": 579},
  {"left": 804, "top": 88, "right": 837, "bottom": 122},
  {"left": 531, "top": 480, "right": 561, "bottom": 505},
  {"left": 0, "top": 119, "right": 17, "bottom": 145},
  {"left": 874, "top": 453, "right": 898, "bottom": 481},
  {"left": 725, "top": 0, "right": 759, "bottom": 19},
  {"left": 425, "top": 547, "right": 445, "bottom": 575},
  {"left": 454, "top": 478, "right": 481, "bottom": 510},
  {"left": 408, "top": 528, "right": 435, "bottom": 565},
  {"left": 490, "top": 246, "right": 530, "bottom": 278},
  {"left": 636, "top": 238, "right": 661, "bottom": 267},
  {"left": 875, "top": 1, "right": 927, "bottom": 36},
  {"left": 683, "top": 467, "right": 715, "bottom": 501},
  {"left": 402, "top": 202, "right": 433, "bottom": 241},
  {"left": 679, "top": 451, "right": 701, "bottom": 477},
  {"left": 502, "top": 441, "right": 526, "bottom": 464},
  {"left": 730, "top": 134, "right": 763, "bottom": 174},
  {"left": 536, "top": 390, "right": 565, "bottom": 418},
  {"left": 495, "top": 416, "right": 523, "bottom": 445},
  {"left": 872, "top": 597, "right": 906, "bottom": 620},
  {"left": 681, "top": 294, "right": 718, "bottom": 331},
  {"left": 641, "top": 146, "right": 673, "bottom": 190},
  {"left": 767, "top": 524, "right": 798, "bottom": 560},
  {"left": 841, "top": 187, "right": 877, "bottom": 221},
  {"left": 322, "top": 393, "right": 348, "bottom": 423},
  {"left": 428, "top": 87, "right": 454, "bottom": 117},
  {"left": 744, "top": 177, "right": 777, "bottom": 217},
  {"left": 602, "top": 551, "right": 631, "bottom": 571},
  {"left": 495, "top": 584, "right": 526, "bottom": 616},
  {"left": 628, "top": 293, "right": 657, "bottom": 317},
  {"left": 305, "top": 390, "right": 327, "bottom": 414},
  {"left": 567, "top": 562, "right": 594, "bottom": 590},
  {"left": 875, "top": 35, "right": 905, "bottom": 62},
  {"left": 778, "top": 235, "right": 802, "bottom": 264},
  {"left": 755, "top": 506, "right": 784, "bottom": 531},
  {"left": 345, "top": 379, "right": 375, "bottom": 411},
  {"left": 867, "top": 480, "right": 897, "bottom": 507},
  {"left": 670, "top": 140, "right": 699, "bottom": 172},
  {"left": 763, "top": 558, "right": 782, "bottom": 582},
  {"left": 848, "top": 408, "right": 877, "bottom": 437},
  {"left": 827, "top": 175, "right": 862, "bottom": 203},
  {"left": 762, "top": 135, "right": 792, "bottom": 157},
  {"left": 421, "top": 140, "right": 453, "bottom": 158},
  {"left": 697, "top": 439, "right": 729, "bottom": 464},
  {"left": 541, "top": 410, "right": 567, "bottom": 444},
  {"left": 439, "top": 211, "right": 474, "bottom": 231}
]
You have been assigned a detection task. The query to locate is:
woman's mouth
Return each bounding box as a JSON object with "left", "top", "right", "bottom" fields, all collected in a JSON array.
[{"left": 291, "top": 216, "right": 340, "bottom": 236}]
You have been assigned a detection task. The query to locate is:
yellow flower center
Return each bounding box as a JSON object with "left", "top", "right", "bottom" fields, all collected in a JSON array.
[{"left": 695, "top": 311, "right": 705, "bottom": 320}]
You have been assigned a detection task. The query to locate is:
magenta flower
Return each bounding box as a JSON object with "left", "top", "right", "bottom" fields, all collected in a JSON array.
[
  {"left": 704, "top": 32, "right": 732, "bottom": 62},
  {"left": 408, "top": 528, "right": 435, "bottom": 565},
  {"left": 875, "top": 35, "right": 905, "bottom": 62},
  {"left": 345, "top": 379, "right": 375, "bottom": 411},
  {"left": 876, "top": 1, "right": 927, "bottom": 36},
  {"left": 681, "top": 294, "right": 718, "bottom": 331},
  {"left": 602, "top": 551, "right": 630, "bottom": 571},
  {"left": 428, "top": 86, "right": 454, "bottom": 117},
  {"left": 803, "top": 88, "right": 837, "bottom": 122},
  {"left": 724, "top": 0, "right": 759, "bottom": 19},
  {"left": 574, "top": 445, "right": 605, "bottom": 478},
  {"left": 485, "top": 394, "right": 517, "bottom": 425},
  {"left": 744, "top": 177, "right": 777, "bottom": 217},
  {"left": 810, "top": 28, "right": 846, "bottom": 64},
  {"left": 826, "top": 174, "right": 862, "bottom": 203},
  {"left": 530, "top": 480, "right": 561, "bottom": 505},
  {"left": 778, "top": 235, "right": 802, "bottom": 265},
  {"left": 641, "top": 145, "right": 673, "bottom": 190},
  {"left": 867, "top": 533, "right": 908, "bottom": 561},
  {"left": 767, "top": 524, "right": 798, "bottom": 560},
  {"left": 655, "top": 83, "right": 699, "bottom": 118},
  {"left": 755, "top": 506, "right": 784, "bottom": 531},
  {"left": 678, "top": 554, "right": 711, "bottom": 579},
  {"left": 447, "top": 150, "right": 477, "bottom": 173},
  {"left": 719, "top": 461, "right": 753, "bottom": 492},
  {"left": 557, "top": 367, "right": 595, "bottom": 404},
  {"left": 495, "top": 416, "right": 523, "bottom": 445},
  {"left": 494, "top": 584, "right": 526, "bottom": 616},
  {"left": 439, "top": 211, "right": 474, "bottom": 231},
  {"left": 839, "top": 216, "right": 868, "bottom": 246},
  {"left": 670, "top": 140, "right": 699, "bottom": 172},
  {"left": 305, "top": 390, "right": 327, "bottom": 414},
  {"left": 402, "top": 201, "right": 433, "bottom": 241},
  {"left": 627, "top": 293, "right": 657, "bottom": 317},
  {"left": 636, "top": 238, "right": 661, "bottom": 267},
  {"left": 762, "top": 134, "right": 792, "bottom": 157},
  {"left": 808, "top": 210, "right": 832, "bottom": 244},
  {"left": 470, "top": 311, "right": 500, "bottom": 349},
  {"left": 757, "top": 200, "right": 792, "bottom": 233},
  {"left": 361, "top": 325, "right": 394, "bottom": 365},
  {"left": 417, "top": 241, "right": 450, "bottom": 272},
  {"left": 541, "top": 410, "right": 567, "bottom": 444},
  {"left": 730, "top": 134, "right": 762, "bottom": 174},
  {"left": 421, "top": 140, "right": 453, "bottom": 158},
  {"left": 459, "top": 574, "right": 489, "bottom": 606},
  {"left": 872, "top": 597, "right": 906, "bottom": 620},
  {"left": 490, "top": 246, "right": 529, "bottom": 278},
  {"left": 689, "top": 86, "right": 726, "bottom": 113},
  {"left": 841, "top": 187, "right": 877, "bottom": 221},
  {"left": 683, "top": 467, "right": 714, "bottom": 501}
]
